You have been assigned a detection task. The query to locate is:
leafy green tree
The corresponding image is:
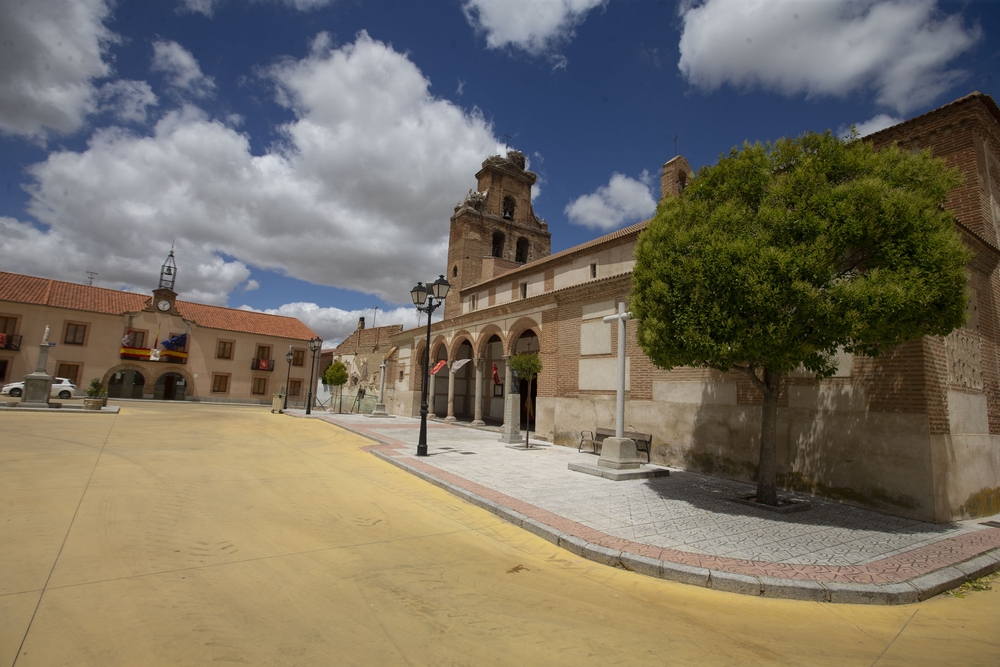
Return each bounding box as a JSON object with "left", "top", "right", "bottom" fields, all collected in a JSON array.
[
  {"left": 508, "top": 353, "right": 543, "bottom": 448},
  {"left": 631, "top": 131, "right": 970, "bottom": 505},
  {"left": 323, "top": 360, "right": 349, "bottom": 413}
]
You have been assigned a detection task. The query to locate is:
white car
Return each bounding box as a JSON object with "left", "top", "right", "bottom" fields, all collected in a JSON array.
[{"left": 2, "top": 377, "right": 77, "bottom": 399}]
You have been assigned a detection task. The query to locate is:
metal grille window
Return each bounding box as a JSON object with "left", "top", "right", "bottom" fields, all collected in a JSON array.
[
  {"left": 288, "top": 379, "right": 302, "bottom": 397},
  {"left": 251, "top": 377, "right": 268, "bottom": 395}
]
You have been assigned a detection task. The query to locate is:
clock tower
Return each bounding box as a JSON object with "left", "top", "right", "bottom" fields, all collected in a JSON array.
[{"left": 151, "top": 250, "right": 178, "bottom": 314}]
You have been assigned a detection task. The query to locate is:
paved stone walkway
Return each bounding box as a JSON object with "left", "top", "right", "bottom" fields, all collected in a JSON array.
[{"left": 291, "top": 410, "right": 1000, "bottom": 605}]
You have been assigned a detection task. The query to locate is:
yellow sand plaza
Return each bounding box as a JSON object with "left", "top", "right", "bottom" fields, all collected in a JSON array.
[{"left": 2, "top": 402, "right": 999, "bottom": 666}]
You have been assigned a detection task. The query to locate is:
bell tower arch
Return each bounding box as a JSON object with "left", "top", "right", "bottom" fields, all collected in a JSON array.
[{"left": 445, "top": 150, "right": 551, "bottom": 319}]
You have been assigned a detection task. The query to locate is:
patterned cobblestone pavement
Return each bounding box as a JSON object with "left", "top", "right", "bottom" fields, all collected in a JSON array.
[{"left": 292, "top": 411, "right": 1000, "bottom": 603}]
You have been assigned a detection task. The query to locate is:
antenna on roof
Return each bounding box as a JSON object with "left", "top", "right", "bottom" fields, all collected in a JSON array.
[{"left": 86, "top": 271, "right": 98, "bottom": 286}]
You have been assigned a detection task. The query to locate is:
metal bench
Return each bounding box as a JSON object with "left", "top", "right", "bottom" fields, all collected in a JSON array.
[{"left": 578, "top": 427, "right": 652, "bottom": 464}]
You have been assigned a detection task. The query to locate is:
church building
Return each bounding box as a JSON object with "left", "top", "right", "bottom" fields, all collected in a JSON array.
[{"left": 387, "top": 92, "right": 1000, "bottom": 524}]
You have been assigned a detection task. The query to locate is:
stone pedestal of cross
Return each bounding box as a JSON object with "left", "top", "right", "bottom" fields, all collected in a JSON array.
[
  {"left": 598, "top": 302, "right": 640, "bottom": 470},
  {"left": 498, "top": 355, "right": 522, "bottom": 444},
  {"left": 21, "top": 325, "right": 55, "bottom": 408},
  {"left": 369, "top": 358, "right": 393, "bottom": 418}
]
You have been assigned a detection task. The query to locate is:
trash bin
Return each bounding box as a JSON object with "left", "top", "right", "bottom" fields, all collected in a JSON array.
[{"left": 272, "top": 391, "right": 285, "bottom": 413}]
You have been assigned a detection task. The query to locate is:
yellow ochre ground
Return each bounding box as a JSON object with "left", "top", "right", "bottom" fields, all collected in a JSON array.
[{"left": 1, "top": 402, "right": 997, "bottom": 666}]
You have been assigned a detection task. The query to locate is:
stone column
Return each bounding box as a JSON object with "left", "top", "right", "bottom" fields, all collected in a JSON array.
[
  {"left": 445, "top": 360, "right": 457, "bottom": 422},
  {"left": 499, "top": 354, "right": 521, "bottom": 443},
  {"left": 428, "top": 368, "right": 438, "bottom": 417},
  {"left": 21, "top": 326, "right": 55, "bottom": 407},
  {"left": 471, "top": 358, "right": 485, "bottom": 426}
]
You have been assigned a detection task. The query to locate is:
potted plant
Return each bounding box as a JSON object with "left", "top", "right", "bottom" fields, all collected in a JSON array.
[{"left": 84, "top": 377, "right": 107, "bottom": 410}]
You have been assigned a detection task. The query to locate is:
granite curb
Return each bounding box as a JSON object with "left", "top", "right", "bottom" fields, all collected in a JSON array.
[{"left": 305, "top": 413, "right": 1000, "bottom": 605}]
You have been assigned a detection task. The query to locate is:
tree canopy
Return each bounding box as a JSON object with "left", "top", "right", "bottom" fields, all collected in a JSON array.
[
  {"left": 631, "top": 131, "right": 970, "bottom": 504},
  {"left": 323, "top": 360, "right": 349, "bottom": 387},
  {"left": 508, "top": 353, "right": 542, "bottom": 382}
]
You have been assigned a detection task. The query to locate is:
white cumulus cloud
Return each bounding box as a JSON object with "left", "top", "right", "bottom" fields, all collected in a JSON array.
[
  {"left": 462, "top": 0, "right": 606, "bottom": 56},
  {"left": 678, "top": 0, "right": 981, "bottom": 114},
  {"left": 99, "top": 80, "right": 158, "bottom": 123},
  {"left": 177, "top": 0, "right": 336, "bottom": 18},
  {"left": 838, "top": 113, "right": 903, "bottom": 138},
  {"left": 152, "top": 41, "right": 216, "bottom": 97},
  {"left": 0, "top": 33, "right": 499, "bottom": 308},
  {"left": 0, "top": 0, "right": 116, "bottom": 140},
  {"left": 564, "top": 171, "right": 657, "bottom": 231},
  {"left": 239, "top": 303, "right": 428, "bottom": 346}
]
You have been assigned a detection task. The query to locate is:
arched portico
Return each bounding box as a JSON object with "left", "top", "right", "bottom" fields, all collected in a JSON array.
[
  {"left": 151, "top": 367, "right": 196, "bottom": 401},
  {"left": 104, "top": 363, "right": 149, "bottom": 399},
  {"left": 503, "top": 317, "right": 541, "bottom": 356}
]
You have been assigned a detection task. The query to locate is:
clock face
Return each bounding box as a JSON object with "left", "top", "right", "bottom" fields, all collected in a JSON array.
[{"left": 157, "top": 300, "right": 171, "bottom": 311}]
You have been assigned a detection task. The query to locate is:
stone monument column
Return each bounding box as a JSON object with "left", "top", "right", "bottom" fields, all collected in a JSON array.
[
  {"left": 445, "top": 361, "right": 457, "bottom": 422},
  {"left": 599, "top": 302, "right": 640, "bottom": 470},
  {"left": 428, "top": 367, "right": 438, "bottom": 417},
  {"left": 471, "top": 358, "right": 485, "bottom": 426},
  {"left": 499, "top": 354, "right": 521, "bottom": 444},
  {"left": 21, "top": 325, "right": 56, "bottom": 407}
]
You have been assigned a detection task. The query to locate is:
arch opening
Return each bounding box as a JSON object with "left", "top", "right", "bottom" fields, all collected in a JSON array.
[{"left": 491, "top": 231, "right": 505, "bottom": 258}]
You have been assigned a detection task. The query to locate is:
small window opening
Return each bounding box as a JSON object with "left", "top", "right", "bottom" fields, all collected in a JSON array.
[
  {"left": 590, "top": 263, "right": 597, "bottom": 279},
  {"left": 678, "top": 171, "right": 687, "bottom": 192},
  {"left": 471, "top": 294, "right": 477, "bottom": 310},
  {"left": 452, "top": 265, "right": 458, "bottom": 278},
  {"left": 515, "top": 237, "right": 529, "bottom": 263},
  {"left": 503, "top": 196, "right": 516, "bottom": 221},
  {"left": 519, "top": 283, "right": 527, "bottom": 299},
  {"left": 491, "top": 231, "right": 505, "bottom": 258}
]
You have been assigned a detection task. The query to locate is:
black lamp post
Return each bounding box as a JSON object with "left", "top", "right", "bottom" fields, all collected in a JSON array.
[
  {"left": 411, "top": 275, "right": 450, "bottom": 457},
  {"left": 305, "top": 336, "right": 322, "bottom": 415},
  {"left": 283, "top": 346, "right": 293, "bottom": 411}
]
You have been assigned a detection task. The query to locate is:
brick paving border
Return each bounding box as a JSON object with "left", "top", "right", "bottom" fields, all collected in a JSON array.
[{"left": 293, "top": 411, "right": 1000, "bottom": 605}]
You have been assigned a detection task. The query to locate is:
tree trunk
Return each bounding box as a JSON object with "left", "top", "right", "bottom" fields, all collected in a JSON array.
[{"left": 756, "top": 368, "right": 782, "bottom": 506}]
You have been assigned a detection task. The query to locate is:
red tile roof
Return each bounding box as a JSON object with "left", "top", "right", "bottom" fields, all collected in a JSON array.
[{"left": 0, "top": 271, "right": 318, "bottom": 341}]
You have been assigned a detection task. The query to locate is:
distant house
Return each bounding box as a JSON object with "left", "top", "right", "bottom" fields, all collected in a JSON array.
[
  {"left": 0, "top": 253, "right": 320, "bottom": 403},
  {"left": 319, "top": 317, "right": 402, "bottom": 411}
]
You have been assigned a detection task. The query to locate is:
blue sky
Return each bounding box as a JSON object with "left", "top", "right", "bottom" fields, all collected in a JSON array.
[{"left": 1, "top": 0, "right": 997, "bottom": 344}]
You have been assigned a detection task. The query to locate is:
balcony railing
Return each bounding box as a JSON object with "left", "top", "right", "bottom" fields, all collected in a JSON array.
[
  {"left": 251, "top": 358, "right": 275, "bottom": 371},
  {"left": 0, "top": 334, "right": 21, "bottom": 351}
]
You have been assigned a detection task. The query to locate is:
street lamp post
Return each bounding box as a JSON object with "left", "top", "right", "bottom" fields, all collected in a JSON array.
[
  {"left": 283, "top": 346, "right": 293, "bottom": 411},
  {"left": 411, "top": 275, "right": 450, "bottom": 457},
  {"left": 305, "top": 336, "right": 322, "bottom": 415}
]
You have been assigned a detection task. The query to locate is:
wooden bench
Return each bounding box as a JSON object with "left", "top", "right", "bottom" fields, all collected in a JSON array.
[{"left": 579, "top": 428, "right": 652, "bottom": 464}]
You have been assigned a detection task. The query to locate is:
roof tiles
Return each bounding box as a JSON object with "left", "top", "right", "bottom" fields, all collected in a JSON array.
[{"left": 0, "top": 271, "right": 318, "bottom": 341}]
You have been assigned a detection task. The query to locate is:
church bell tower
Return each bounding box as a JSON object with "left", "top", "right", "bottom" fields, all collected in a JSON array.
[{"left": 444, "top": 150, "right": 551, "bottom": 319}]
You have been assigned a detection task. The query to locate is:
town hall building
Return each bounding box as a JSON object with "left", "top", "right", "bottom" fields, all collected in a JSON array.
[{"left": 0, "top": 253, "right": 320, "bottom": 404}]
